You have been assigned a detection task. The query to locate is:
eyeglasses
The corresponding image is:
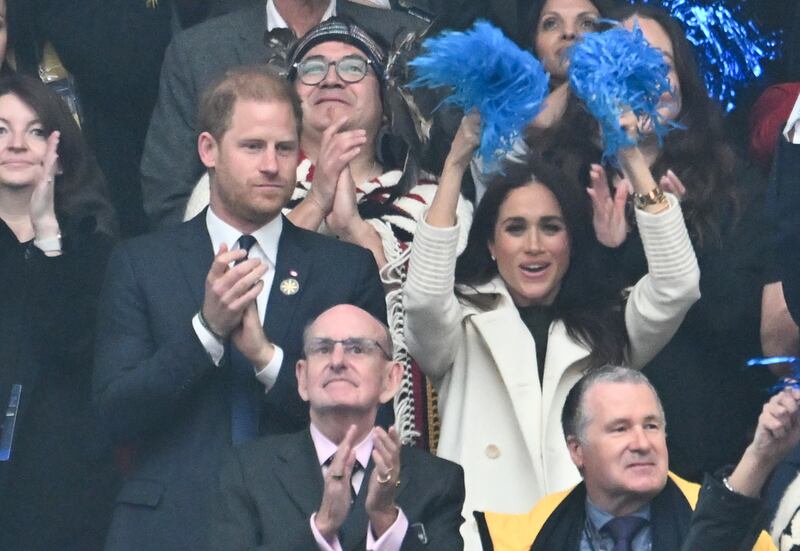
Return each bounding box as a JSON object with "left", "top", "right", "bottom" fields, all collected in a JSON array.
[
  {"left": 293, "top": 55, "right": 372, "bottom": 86},
  {"left": 305, "top": 338, "right": 391, "bottom": 360}
]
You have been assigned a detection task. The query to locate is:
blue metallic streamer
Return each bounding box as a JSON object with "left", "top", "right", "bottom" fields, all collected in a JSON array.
[
  {"left": 408, "top": 20, "right": 549, "bottom": 170},
  {"left": 631, "top": 0, "right": 781, "bottom": 112},
  {"left": 567, "top": 22, "right": 677, "bottom": 162},
  {"left": 747, "top": 356, "right": 800, "bottom": 394}
]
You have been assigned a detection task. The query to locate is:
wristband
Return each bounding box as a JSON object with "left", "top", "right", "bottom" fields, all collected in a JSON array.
[{"left": 197, "top": 310, "right": 224, "bottom": 341}]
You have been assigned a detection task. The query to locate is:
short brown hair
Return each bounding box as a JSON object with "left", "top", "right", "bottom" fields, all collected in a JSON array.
[{"left": 197, "top": 64, "right": 303, "bottom": 140}]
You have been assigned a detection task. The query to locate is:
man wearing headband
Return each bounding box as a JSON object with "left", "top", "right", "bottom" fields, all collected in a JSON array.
[
  {"left": 141, "top": 0, "right": 425, "bottom": 228},
  {"left": 210, "top": 304, "right": 465, "bottom": 550}
]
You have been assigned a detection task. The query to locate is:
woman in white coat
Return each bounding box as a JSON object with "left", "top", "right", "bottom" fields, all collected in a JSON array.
[{"left": 404, "top": 113, "right": 701, "bottom": 547}]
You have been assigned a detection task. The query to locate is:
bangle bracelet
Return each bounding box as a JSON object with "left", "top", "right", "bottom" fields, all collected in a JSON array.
[
  {"left": 197, "top": 310, "right": 224, "bottom": 341},
  {"left": 34, "top": 233, "right": 62, "bottom": 254},
  {"left": 633, "top": 187, "right": 667, "bottom": 210}
]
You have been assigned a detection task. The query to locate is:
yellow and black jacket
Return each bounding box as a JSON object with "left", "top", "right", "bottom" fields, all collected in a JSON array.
[{"left": 475, "top": 472, "right": 776, "bottom": 551}]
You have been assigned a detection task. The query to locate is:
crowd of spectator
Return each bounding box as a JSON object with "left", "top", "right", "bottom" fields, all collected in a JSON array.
[{"left": 1, "top": 0, "right": 799, "bottom": 549}]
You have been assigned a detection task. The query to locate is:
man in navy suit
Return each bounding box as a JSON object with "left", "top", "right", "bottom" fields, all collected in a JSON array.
[{"left": 94, "top": 65, "right": 386, "bottom": 551}]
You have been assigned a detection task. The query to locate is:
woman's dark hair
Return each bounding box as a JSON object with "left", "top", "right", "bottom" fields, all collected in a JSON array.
[
  {"left": 0, "top": 74, "right": 116, "bottom": 236},
  {"left": 455, "top": 154, "right": 628, "bottom": 370},
  {"left": 532, "top": 3, "right": 738, "bottom": 248},
  {"left": 523, "top": 0, "right": 615, "bottom": 52}
]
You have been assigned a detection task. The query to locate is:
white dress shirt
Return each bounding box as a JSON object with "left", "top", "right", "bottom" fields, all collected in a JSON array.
[
  {"left": 266, "top": 0, "right": 337, "bottom": 31},
  {"left": 191, "top": 208, "right": 285, "bottom": 391}
]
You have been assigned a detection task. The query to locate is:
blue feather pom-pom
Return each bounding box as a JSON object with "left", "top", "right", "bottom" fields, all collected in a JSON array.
[
  {"left": 408, "top": 21, "right": 549, "bottom": 170},
  {"left": 568, "top": 22, "right": 675, "bottom": 162}
]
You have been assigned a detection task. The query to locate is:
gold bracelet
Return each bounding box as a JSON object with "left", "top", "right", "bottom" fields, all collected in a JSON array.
[{"left": 633, "top": 187, "right": 667, "bottom": 210}]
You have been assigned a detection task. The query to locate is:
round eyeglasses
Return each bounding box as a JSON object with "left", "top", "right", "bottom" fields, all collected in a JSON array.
[{"left": 293, "top": 55, "right": 372, "bottom": 86}]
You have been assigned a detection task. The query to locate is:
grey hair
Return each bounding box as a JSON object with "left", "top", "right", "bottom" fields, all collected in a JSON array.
[
  {"left": 561, "top": 365, "right": 666, "bottom": 443},
  {"left": 301, "top": 306, "right": 393, "bottom": 358}
]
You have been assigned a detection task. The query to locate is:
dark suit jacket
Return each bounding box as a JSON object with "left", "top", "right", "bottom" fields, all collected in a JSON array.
[
  {"left": 773, "top": 140, "right": 800, "bottom": 324},
  {"left": 93, "top": 212, "right": 386, "bottom": 551},
  {"left": 210, "top": 428, "right": 465, "bottom": 550},
  {"left": 140, "top": 1, "right": 426, "bottom": 227}
]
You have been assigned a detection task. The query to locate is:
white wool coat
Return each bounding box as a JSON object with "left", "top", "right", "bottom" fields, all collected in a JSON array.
[{"left": 404, "top": 195, "right": 700, "bottom": 549}]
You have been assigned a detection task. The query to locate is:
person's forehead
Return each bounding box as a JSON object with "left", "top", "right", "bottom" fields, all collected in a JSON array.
[
  {"left": 303, "top": 41, "right": 366, "bottom": 60},
  {"left": 623, "top": 17, "right": 674, "bottom": 56},
  {"left": 227, "top": 98, "right": 295, "bottom": 131},
  {"left": 585, "top": 381, "right": 660, "bottom": 421},
  {"left": 309, "top": 305, "right": 383, "bottom": 339}
]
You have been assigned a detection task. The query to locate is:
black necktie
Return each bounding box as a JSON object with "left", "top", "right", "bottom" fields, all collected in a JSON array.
[
  {"left": 230, "top": 235, "right": 259, "bottom": 445},
  {"left": 605, "top": 516, "right": 647, "bottom": 551}
]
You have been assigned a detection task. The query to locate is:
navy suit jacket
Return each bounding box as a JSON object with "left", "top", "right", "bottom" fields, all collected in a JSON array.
[
  {"left": 93, "top": 212, "right": 386, "bottom": 551},
  {"left": 210, "top": 428, "right": 465, "bottom": 550}
]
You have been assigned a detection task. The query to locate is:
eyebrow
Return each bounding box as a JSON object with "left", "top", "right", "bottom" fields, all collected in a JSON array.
[{"left": 0, "top": 117, "right": 42, "bottom": 126}]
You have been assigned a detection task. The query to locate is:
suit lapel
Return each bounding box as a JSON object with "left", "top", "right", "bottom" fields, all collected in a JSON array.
[
  {"left": 176, "top": 212, "right": 214, "bottom": 311},
  {"left": 264, "top": 220, "right": 312, "bottom": 347},
  {"left": 234, "top": 4, "right": 270, "bottom": 63},
  {"left": 275, "top": 430, "right": 325, "bottom": 518}
]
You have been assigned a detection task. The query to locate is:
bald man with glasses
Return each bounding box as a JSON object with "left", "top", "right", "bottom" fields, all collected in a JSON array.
[{"left": 210, "top": 304, "right": 465, "bottom": 550}]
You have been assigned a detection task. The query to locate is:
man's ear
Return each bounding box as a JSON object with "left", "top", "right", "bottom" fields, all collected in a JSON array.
[
  {"left": 566, "top": 435, "right": 585, "bottom": 471},
  {"left": 198, "top": 131, "right": 219, "bottom": 169},
  {"left": 296, "top": 359, "right": 310, "bottom": 402},
  {"left": 378, "top": 360, "right": 403, "bottom": 404}
]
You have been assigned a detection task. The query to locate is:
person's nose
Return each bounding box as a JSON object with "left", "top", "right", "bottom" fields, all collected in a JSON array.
[
  {"left": 629, "top": 426, "right": 653, "bottom": 452},
  {"left": 7, "top": 130, "right": 27, "bottom": 151},
  {"left": 525, "top": 229, "right": 543, "bottom": 253},
  {"left": 319, "top": 61, "right": 344, "bottom": 87},
  {"left": 259, "top": 147, "right": 279, "bottom": 175},
  {"left": 562, "top": 20, "right": 577, "bottom": 40},
  {"left": 329, "top": 341, "right": 347, "bottom": 367}
]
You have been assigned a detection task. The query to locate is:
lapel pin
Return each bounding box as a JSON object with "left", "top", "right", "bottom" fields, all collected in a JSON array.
[{"left": 280, "top": 277, "right": 300, "bottom": 295}]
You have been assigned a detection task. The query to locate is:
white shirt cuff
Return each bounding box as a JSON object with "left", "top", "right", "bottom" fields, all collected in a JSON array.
[
  {"left": 310, "top": 513, "right": 344, "bottom": 551},
  {"left": 192, "top": 313, "right": 224, "bottom": 365},
  {"left": 367, "top": 508, "right": 408, "bottom": 551},
  {"left": 254, "top": 345, "right": 283, "bottom": 392}
]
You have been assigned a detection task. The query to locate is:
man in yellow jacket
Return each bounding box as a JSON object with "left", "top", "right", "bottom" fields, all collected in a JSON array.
[{"left": 476, "top": 366, "right": 795, "bottom": 551}]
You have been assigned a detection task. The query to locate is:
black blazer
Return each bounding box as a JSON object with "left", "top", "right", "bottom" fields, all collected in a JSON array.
[
  {"left": 210, "top": 428, "right": 465, "bottom": 550},
  {"left": 93, "top": 212, "right": 386, "bottom": 551}
]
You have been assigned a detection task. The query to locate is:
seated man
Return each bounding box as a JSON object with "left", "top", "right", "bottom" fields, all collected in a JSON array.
[
  {"left": 210, "top": 304, "right": 465, "bottom": 550},
  {"left": 476, "top": 366, "right": 797, "bottom": 551}
]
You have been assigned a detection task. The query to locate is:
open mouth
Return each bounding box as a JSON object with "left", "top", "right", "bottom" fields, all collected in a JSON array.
[{"left": 520, "top": 262, "right": 550, "bottom": 275}]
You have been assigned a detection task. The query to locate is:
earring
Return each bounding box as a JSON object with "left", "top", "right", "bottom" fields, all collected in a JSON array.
[{"left": 490, "top": 254, "right": 496, "bottom": 261}]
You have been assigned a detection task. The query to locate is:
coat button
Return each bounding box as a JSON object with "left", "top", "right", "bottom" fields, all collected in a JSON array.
[{"left": 485, "top": 444, "right": 501, "bottom": 459}]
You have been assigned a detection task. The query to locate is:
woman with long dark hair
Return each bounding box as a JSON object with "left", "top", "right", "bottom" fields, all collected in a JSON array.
[
  {"left": 405, "top": 112, "right": 700, "bottom": 546},
  {"left": 0, "top": 73, "right": 117, "bottom": 550},
  {"left": 534, "top": 3, "right": 772, "bottom": 481}
]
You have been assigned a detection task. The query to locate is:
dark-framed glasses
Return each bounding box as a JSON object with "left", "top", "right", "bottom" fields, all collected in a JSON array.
[
  {"left": 305, "top": 337, "right": 391, "bottom": 360},
  {"left": 293, "top": 55, "right": 372, "bottom": 85}
]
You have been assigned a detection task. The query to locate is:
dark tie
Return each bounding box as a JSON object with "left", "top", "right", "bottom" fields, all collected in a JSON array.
[
  {"left": 230, "top": 234, "right": 259, "bottom": 445},
  {"left": 604, "top": 516, "right": 647, "bottom": 551}
]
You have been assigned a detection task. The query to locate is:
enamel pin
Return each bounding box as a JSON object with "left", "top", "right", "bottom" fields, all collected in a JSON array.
[{"left": 280, "top": 275, "right": 300, "bottom": 295}]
